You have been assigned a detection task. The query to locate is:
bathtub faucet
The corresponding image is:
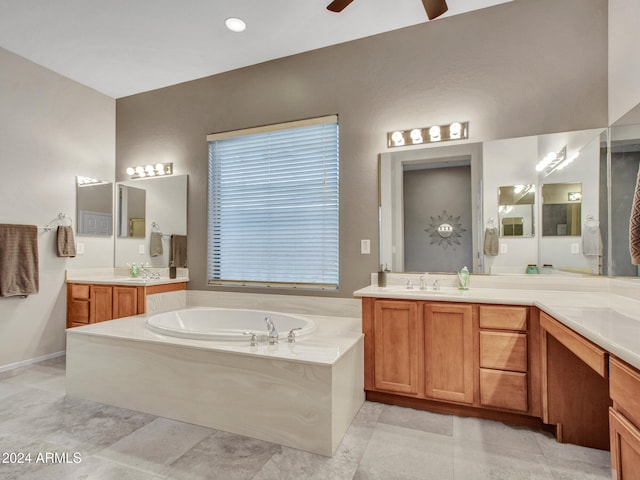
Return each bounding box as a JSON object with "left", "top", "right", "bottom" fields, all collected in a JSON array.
[{"left": 265, "top": 316, "right": 278, "bottom": 344}]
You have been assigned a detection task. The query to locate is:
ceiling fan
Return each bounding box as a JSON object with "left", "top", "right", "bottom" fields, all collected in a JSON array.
[{"left": 327, "top": 0, "right": 448, "bottom": 20}]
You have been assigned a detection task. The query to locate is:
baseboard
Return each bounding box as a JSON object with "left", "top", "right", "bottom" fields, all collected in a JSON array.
[{"left": 0, "top": 350, "right": 65, "bottom": 373}]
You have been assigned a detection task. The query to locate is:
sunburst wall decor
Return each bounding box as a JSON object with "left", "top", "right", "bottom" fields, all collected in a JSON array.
[{"left": 425, "top": 210, "right": 466, "bottom": 250}]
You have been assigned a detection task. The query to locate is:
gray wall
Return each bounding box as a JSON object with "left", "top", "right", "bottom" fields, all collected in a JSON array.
[
  {"left": 404, "top": 166, "right": 472, "bottom": 273},
  {"left": 115, "top": 0, "right": 608, "bottom": 297}
]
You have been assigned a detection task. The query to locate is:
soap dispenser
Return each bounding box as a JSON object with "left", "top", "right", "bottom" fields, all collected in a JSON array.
[
  {"left": 169, "top": 261, "right": 177, "bottom": 279},
  {"left": 457, "top": 266, "right": 469, "bottom": 290},
  {"left": 130, "top": 262, "right": 138, "bottom": 278}
]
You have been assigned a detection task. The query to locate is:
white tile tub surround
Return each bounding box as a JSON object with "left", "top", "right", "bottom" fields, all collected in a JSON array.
[
  {"left": 146, "top": 290, "right": 187, "bottom": 314},
  {"left": 66, "top": 308, "right": 364, "bottom": 456}
]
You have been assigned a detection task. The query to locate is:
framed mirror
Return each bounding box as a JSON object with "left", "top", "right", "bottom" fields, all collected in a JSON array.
[
  {"left": 541, "top": 183, "right": 582, "bottom": 236},
  {"left": 498, "top": 184, "right": 535, "bottom": 237},
  {"left": 118, "top": 184, "right": 146, "bottom": 238},
  {"left": 76, "top": 178, "right": 113, "bottom": 236}
]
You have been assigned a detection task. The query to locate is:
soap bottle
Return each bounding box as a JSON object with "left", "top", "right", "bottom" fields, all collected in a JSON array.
[
  {"left": 169, "top": 261, "right": 177, "bottom": 279},
  {"left": 457, "top": 266, "right": 469, "bottom": 290},
  {"left": 130, "top": 262, "right": 138, "bottom": 278}
]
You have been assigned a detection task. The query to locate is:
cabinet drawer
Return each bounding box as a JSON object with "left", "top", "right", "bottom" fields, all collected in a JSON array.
[
  {"left": 480, "top": 369, "right": 528, "bottom": 412},
  {"left": 611, "top": 357, "right": 640, "bottom": 429},
  {"left": 480, "top": 331, "right": 527, "bottom": 372},
  {"left": 479, "top": 305, "right": 527, "bottom": 331},
  {"left": 69, "top": 284, "right": 90, "bottom": 300}
]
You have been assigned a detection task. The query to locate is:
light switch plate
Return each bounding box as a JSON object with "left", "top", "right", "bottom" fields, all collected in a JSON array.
[
  {"left": 571, "top": 243, "right": 580, "bottom": 254},
  {"left": 361, "top": 239, "right": 371, "bottom": 255},
  {"left": 76, "top": 243, "right": 85, "bottom": 255},
  {"left": 500, "top": 243, "right": 508, "bottom": 254},
  {"left": 139, "top": 244, "right": 145, "bottom": 254}
]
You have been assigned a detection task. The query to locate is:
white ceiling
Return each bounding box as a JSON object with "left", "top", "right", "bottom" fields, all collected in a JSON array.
[{"left": 0, "top": 0, "right": 511, "bottom": 99}]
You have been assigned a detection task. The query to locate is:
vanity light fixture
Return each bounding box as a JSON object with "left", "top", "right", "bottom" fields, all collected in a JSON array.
[
  {"left": 225, "top": 17, "right": 246, "bottom": 32},
  {"left": 126, "top": 162, "right": 173, "bottom": 179},
  {"left": 387, "top": 122, "right": 469, "bottom": 148},
  {"left": 536, "top": 146, "right": 577, "bottom": 175},
  {"left": 76, "top": 176, "right": 103, "bottom": 185}
]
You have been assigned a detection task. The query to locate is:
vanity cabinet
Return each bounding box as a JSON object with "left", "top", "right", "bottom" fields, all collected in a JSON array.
[
  {"left": 540, "top": 311, "right": 610, "bottom": 450},
  {"left": 610, "top": 356, "right": 640, "bottom": 479},
  {"left": 373, "top": 300, "right": 421, "bottom": 395},
  {"left": 66, "top": 281, "right": 186, "bottom": 328},
  {"left": 479, "top": 305, "right": 530, "bottom": 413},
  {"left": 424, "top": 302, "right": 475, "bottom": 404},
  {"left": 363, "top": 297, "right": 542, "bottom": 423}
]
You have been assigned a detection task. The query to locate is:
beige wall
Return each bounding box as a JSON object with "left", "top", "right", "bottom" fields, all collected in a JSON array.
[
  {"left": 0, "top": 47, "right": 115, "bottom": 367},
  {"left": 116, "top": 0, "right": 608, "bottom": 297}
]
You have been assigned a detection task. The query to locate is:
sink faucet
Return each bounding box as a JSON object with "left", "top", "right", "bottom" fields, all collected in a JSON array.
[
  {"left": 432, "top": 279, "right": 441, "bottom": 291},
  {"left": 419, "top": 275, "right": 427, "bottom": 291},
  {"left": 403, "top": 278, "right": 413, "bottom": 290},
  {"left": 265, "top": 316, "right": 278, "bottom": 344}
]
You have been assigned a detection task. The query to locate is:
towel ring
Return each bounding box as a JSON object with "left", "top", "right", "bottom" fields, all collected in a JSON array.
[{"left": 43, "top": 213, "right": 72, "bottom": 232}]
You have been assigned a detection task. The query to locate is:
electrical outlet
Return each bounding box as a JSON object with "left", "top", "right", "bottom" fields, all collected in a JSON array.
[
  {"left": 500, "top": 243, "right": 508, "bottom": 254},
  {"left": 139, "top": 244, "right": 145, "bottom": 254},
  {"left": 361, "top": 239, "right": 371, "bottom": 255},
  {"left": 76, "top": 243, "right": 85, "bottom": 255}
]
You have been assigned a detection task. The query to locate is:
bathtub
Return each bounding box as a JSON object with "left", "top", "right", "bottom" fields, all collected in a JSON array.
[
  {"left": 145, "top": 307, "right": 315, "bottom": 341},
  {"left": 66, "top": 305, "right": 364, "bottom": 456}
]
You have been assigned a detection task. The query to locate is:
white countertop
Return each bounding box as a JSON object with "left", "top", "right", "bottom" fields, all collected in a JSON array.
[
  {"left": 354, "top": 284, "right": 640, "bottom": 371},
  {"left": 65, "top": 267, "right": 189, "bottom": 286},
  {"left": 66, "top": 276, "right": 189, "bottom": 286}
]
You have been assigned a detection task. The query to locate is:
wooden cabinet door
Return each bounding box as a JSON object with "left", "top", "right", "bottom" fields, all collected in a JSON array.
[
  {"left": 373, "top": 300, "right": 421, "bottom": 395},
  {"left": 91, "top": 286, "right": 113, "bottom": 323},
  {"left": 113, "top": 286, "right": 138, "bottom": 319},
  {"left": 424, "top": 303, "right": 474, "bottom": 404},
  {"left": 67, "top": 284, "right": 91, "bottom": 327},
  {"left": 610, "top": 408, "right": 640, "bottom": 479}
]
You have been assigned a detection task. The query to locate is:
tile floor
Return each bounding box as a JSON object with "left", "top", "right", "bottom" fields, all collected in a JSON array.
[{"left": 0, "top": 356, "right": 611, "bottom": 479}]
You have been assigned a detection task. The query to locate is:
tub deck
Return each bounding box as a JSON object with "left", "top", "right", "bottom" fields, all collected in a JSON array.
[{"left": 65, "top": 311, "right": 364, "bottom": 456}]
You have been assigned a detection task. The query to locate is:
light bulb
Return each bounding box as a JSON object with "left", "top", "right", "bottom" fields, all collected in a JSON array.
[{"left": 126, "top": 167, "right": 135, "bottom": 175}]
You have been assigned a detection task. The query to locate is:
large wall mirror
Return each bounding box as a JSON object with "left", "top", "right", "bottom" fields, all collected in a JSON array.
[
  {"left": 76, "top": 178, "right": 113, "bottom": 236},
  {"left": 115, "top": 175, "right": 188, "bottom": 268},
  {"left": 380, "top": 127, "right": 609, "bottom": 276}
]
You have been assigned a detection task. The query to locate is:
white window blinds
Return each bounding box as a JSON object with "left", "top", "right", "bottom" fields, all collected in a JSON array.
[{"left": 207, "top": 116, "right": 339, "bottom": 289}]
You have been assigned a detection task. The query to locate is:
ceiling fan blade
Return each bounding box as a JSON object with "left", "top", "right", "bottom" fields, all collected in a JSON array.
[
  {"left": 422, "top": 0, "right": 448, "bottom": 20},
  {"left": 327, "top": 0, "right": 355, "bottom": 13}
]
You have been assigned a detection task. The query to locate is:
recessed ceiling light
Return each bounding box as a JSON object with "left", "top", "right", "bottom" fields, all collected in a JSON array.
[{"left": 225, "top": 17, "right": 246, "bottom": 33}]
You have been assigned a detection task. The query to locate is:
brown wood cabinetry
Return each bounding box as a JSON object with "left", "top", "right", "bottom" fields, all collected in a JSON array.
[
  {"left": 373, "top": 300, "right": 421, "bottom": 395},
  {"left": 610, "top": 356, "right": 640, "bottom": 478},
  {"left": 66, "top": 281, "right": 186, "bottom": 328},
  {"left": 478, "top": 305, "right": 531, "bottom": 413},
  {"left": 363, "top": 298, "right": 543, "bottom": 428},
  {"left": 424, "top": 302, "right": 475, "bottom": 404},
  {"left": 541, "top": 311, "right": 611, "bottom": 450}
]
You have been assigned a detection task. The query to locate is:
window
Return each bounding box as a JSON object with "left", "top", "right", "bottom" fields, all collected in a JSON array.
[{"left": 207, "top": 115, "right": 339, "bottom": 289}]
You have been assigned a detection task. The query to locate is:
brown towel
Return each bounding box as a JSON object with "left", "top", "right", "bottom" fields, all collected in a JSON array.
[
  {"left": 150, "top": 232, "right": 163, "bottom": 257},
  {"left": 0, "top": 224, "right": 39, "bottom": 297},
  {"left": 170, "top": 234, "right": 187, "bottom": 267},
  {"left": 630, "top": 165, "right": 640, "bottom": 265},
  {"left": 483, "top": 227, "right": 499, "bottom": 256},
  {"left": 57, "top": 225, "right": 76, "bottom": 257}
]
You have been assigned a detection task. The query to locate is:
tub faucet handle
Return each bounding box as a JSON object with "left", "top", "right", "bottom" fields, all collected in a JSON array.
[
  {"left": 243, "top": 331, "right": 258, "bottom": 347},
  {"left": 288, "top": 327, "right": 302, "bottom": 343}
]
